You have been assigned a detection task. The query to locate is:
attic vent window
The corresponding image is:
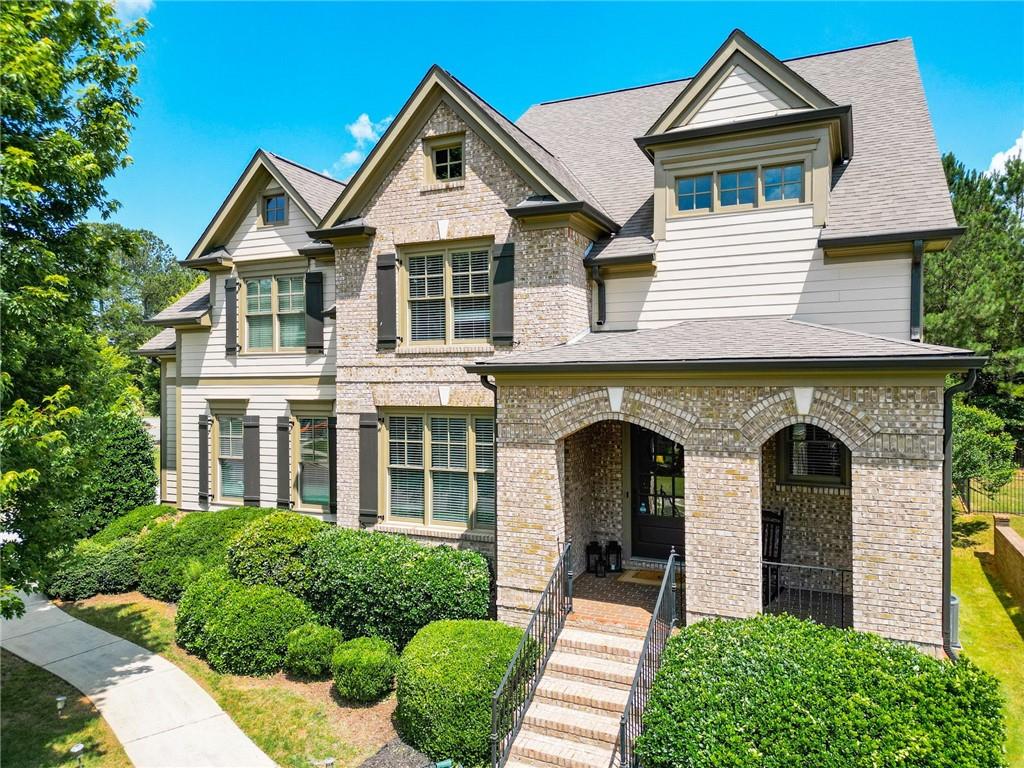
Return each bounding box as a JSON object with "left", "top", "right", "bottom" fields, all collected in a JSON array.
[
  {"left": 263, "top": 194, "right": 286, "bottom": 224},
  {"left": 432, "top": 142, "right": 463, "bottom": 181}
]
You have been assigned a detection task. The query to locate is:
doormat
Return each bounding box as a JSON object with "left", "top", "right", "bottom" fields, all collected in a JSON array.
[{"left": 618, "top": 569, "right": 663, "bottom": 586}]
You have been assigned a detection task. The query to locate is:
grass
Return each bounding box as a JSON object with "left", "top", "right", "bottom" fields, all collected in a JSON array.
[
  {"left": 59, "top": 593, "right": 396, "bottom": 768},
  {"left": 953, "top": 514, "right": 1024, "bottom": 764},
  {"left": 1, "top": 649, "right": 132, "bottom": 768}
]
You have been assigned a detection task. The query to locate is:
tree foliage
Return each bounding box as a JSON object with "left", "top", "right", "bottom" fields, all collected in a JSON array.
[
  {"left": 952, "top": 400, "right": 1017, "bottom": 494},
  {"left": 0, "top": 0, "right": 147, "bottom": 617}
]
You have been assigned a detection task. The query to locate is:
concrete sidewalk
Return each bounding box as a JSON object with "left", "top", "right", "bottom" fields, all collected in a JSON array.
[{"left": 1, "top": 592, "right": 275, "bottom": 768}]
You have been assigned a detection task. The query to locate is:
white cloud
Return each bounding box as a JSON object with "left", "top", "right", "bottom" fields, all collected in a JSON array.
[
  {"left": 114, "top": 0, "right": 153, "bottom": 19},
  {"left": 346, "top": 113, "right": 393, "bottom": 148},
  {"left": 987, "top": 129, "right": 1024, "bottom": 175}
]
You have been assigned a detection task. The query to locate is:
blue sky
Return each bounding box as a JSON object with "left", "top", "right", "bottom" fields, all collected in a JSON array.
[{"left": 105, "top": 1, "right": 1024, "bottom": 260}]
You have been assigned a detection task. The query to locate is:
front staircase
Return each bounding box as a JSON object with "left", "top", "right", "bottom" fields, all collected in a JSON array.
[{"left": 506, "top": 618, "right": 645, "bottom": 768}]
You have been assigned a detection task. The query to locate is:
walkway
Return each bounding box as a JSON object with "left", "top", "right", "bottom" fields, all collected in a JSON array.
[{"left": 1, "top": 592, "right": 274, "bottom": 768}]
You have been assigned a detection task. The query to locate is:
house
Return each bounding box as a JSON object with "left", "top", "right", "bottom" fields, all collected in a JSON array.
[{"left": 141, "top": 30, "right": 982, "bottom": 673}]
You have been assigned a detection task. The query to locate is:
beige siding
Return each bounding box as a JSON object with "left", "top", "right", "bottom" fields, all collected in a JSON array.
[
  {"left": 601, "top": 205, "right": 911, "bottom": 338},
  {"left": 178, "top": 383, "right": 335, "bottom": 513},
  {"left": 163, "top": 360, "right": 178, "bottom": 505},
  {"left": 226, "top": 183, "right": 318, "bottom": 264},
  {"left": 688, "top": 65, "right": 796, "bottom": 127}
]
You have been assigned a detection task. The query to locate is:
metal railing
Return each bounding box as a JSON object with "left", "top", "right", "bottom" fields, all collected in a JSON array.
[
  {"left": 762, "top": 561, "right": 852, "bottom": 629},
  {"left": 617, "top": 547, "right": 682, "bottom": 768},
  {"left": 491, "top": 540, "right": 573, "bottom": 768}
]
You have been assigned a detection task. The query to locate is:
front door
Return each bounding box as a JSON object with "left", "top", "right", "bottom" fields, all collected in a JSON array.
[{"left": 630, "top": 425, "right": 685, "bottom": 560}]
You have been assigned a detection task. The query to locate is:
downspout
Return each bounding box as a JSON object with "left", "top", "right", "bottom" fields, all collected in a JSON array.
[
  {"left": 942, "top": 367, "right": 978, "bottom": 660},
  {"left": 590, "top": 264, "right": 606, "bottom": 327},
  {"left": 480, "top": 374, "right": 499, "bottom": 616}
]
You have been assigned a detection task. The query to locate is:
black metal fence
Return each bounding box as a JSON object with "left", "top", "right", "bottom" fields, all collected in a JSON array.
[
  {"left": 964, "top": 469, "right": 1024, "bottom": 515},
  {"left": 617, "top": 548, "right": 682, "bottom": 768},
  {"left": 762, "top": 561, "right": 852, "bottom": 629},
  {"left": 490, "top": 541, "right": 573, "bottom": 768}
]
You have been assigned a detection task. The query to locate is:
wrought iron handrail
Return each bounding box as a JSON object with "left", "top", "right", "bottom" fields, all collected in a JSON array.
[
  {"left": 762, "top": 560, "right": 852, "bottom": 629},
  {"left": 617, "top": 548, "right": 681, "bottom": 768},
  {"left": 491, "top": 540, "right": 573, "bottom": 768}
]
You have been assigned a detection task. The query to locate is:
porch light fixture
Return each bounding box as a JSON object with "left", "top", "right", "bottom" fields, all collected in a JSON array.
[
  {"left": 585, "top": 541, "right": 602, "bottom": 574},
  {"left": 70, "top": 743, "right": 85, "bottom": 767},
  {"left": 604, "top": 541, "right": 622, "bottom": 573}
]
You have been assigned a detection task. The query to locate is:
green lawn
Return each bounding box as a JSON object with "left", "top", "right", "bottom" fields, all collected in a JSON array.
[
  {"left": 1, "top": 649, "right": 132, "bottom": 768},
  {"left": 59, "top": 593, "right": 395, "bottom": 768},
  {"left": 953, "top": 514, "right": 1024, "bottom": 764}
]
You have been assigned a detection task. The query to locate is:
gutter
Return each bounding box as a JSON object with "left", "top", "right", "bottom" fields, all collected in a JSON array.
[
  {"left": 590, "top": 264, "right": 606, "bottom": 326},
  {"left": 819, "top": 227, "right": 965, "bottom": 250},
  {"left": 480, "top": 375, "right": 499, "bottom": 612},
  {"left": 942, "top": 367, "right": 978, "bottom": 661},
  {"left": 506, "top": 200, "right": 620, "bottom": 236}
]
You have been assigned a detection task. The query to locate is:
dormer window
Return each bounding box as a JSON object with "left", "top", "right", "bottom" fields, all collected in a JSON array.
[
  {"left": 719, "top": 168, "right": 756, "bottom": 207},
  {"left": 764, "top": 163, "right": 803, "bottom": 202},
  {"left": 669, "top": 160, "right": 808, "bottom": 218},
  {"left": 676, "top": 174, "right": 712, "bottom": 212},
  {"left": 262, "top": 193, "right": 287, "bottom": 225}
]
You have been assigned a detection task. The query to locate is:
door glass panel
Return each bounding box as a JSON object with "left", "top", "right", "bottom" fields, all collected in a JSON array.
[{"left": 632, "top": 425, "right": 684, "bottom": 518}]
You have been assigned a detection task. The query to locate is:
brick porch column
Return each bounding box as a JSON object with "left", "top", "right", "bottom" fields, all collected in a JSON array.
[
  {"left": 684, "top": 451, "right": 762, "bottom": 623},
  {"left": 495, "top": 439, "right": 566, "bottom": 627}
]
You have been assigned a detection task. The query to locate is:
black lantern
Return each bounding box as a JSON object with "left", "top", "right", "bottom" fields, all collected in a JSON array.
[
  {"left": 604, "top": 541, "right": 622, "bottom": 573},
  {"left": 595, "top": 553, "right": 607, "bottom": 578},
  {"left": 585, "top": 541, "right": 602, "bottom": 574}
]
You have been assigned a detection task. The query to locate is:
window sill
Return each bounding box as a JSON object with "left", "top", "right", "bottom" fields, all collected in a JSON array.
[
  {"left": 395, "top": 343, "right": 494, "bottom": 356},
  {"left": 238, "top": 350, "right": 323, "bottom": 358},
  {"left": 375, "top": 521, "right": 495, "bottom": 543},
  {"left": 667, "top": 200, "right": 810, "bottom": 222},
  {"left": 420, "top": 180, "right": 465, "bottom": 194}
]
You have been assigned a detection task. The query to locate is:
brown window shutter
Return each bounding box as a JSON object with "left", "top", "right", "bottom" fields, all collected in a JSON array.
[
  {"left": 376, "top": 253, "right": 397, "bottom": 349},
  {"left": 492, "top": 242, "right": 514, "bottom": 345},
  {"left": 243, "top": 415, "right": 260, "bottom": 506},
  {"left": 198, "top": 415, "right": 211, "bottom": 502},
  {"left": 358, "top": 413, "right": 378, "bottom": 527},
  {"left": 224, "top": 277, "right": 239, "bottom": 356},
  {"left": 305, "top": 271, "right": 324, "bottom": 354},
  {"left": 276, "top": 416, "right": 291, "bottom": 509}
]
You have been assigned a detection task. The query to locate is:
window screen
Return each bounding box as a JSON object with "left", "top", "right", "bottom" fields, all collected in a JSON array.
[
  {"left": 277, "top": 276, "right": 305, "bottom": 348},
  {"left": 218, "top": 416, "right": 244, "bottom": 498},
  {"left": 451, "top": 250, "right": 490, "bottom": 340},
  {"left": 474, "top": 417, "right": 495, "bottom": 528},
  {"left": 388, "top": 416, "right": 425, "bottom": 521},
  {"left": 408, "top": 254, "right": 446, "bottom": 342},
  {"left": 430, "top": 417, "right": 469, "bottom": 525},
  {"left": 299, "top": 417, "right": 330, "bottom": 505},
  {"left": 246, "top": 278, "right": 273, "bottom": 350}
]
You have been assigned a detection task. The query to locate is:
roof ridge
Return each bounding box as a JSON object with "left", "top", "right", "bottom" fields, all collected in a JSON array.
[
  {"left": 529, "top": 37, "right": 905, "bottom": 108},
  {"left": 265, "top": 150, "right": 345, "bottom": 186}
]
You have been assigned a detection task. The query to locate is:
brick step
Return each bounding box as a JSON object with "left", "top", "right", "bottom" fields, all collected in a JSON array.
[
  {"left": 557, "top": 627, "right": 644, "bottom": 662},
  {"left": 566, "top": 615, "right": 647, "bottom": 639},
  {"left": 547, "top": 650, "right": 637, "bottom": 689},
  {"left": 523, "top": 701, "right": 620, "bottom": 748},
  {"left": 535, "top": 675, "right": 630, "bottom": 715},
  {"left": 510, "top": 728, "right": 614, "bottom": 768}
]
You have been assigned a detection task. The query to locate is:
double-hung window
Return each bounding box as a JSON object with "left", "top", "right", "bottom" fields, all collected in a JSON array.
[
  {"left": 244, "top": 275, "right": 306, "bottom": 351},
  {"left": 385, "top": 413, "right": 495, "bottom": 529},
  {"left": 405, "top": 247, "right": 491, "bottom": 345},
  {"left": 298, "top": 417, "right": 330, "bottom": 506},
  {"left": 780, "top": 424, "right": 850, "bottom": 487},
  {"left": 218, "top": 416, "right": 244, "bottom": 499}
]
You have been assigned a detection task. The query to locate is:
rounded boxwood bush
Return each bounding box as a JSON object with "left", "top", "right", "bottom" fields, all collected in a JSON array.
[
  {"left": 92, "top": 504, "right": 174, "bottom": 545},
  {"left": 45, "top": 537, "right": 140, "bottom": 600},
  {"left": 137, "top": 507, "right": 274, "bottom": 601},
  {"left": 174, "top": 568, "right": 242, "bottom": 655},
  {"left": 284, "top": 622, "right": 343, "bottom": 678},
  {"left": 227, "top": 512, "right": 327, "bottom": 595},
  {"left": 331, "top": 636, "right": 398, "bottom": 702},
  {"left": 636, "top": 615, "right": 1006, "bottom": 768},
  {"left": 396, "top": 620, "right": 523, "bottom": 764},
  {"left": 303, "top": 529, "right": 490, "bottom": 648},
  {"left": 202, "top": 583, "right": 315, "bottom": 675}
]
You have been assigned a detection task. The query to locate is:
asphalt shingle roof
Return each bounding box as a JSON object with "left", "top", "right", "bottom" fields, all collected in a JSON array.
[
  {"left": 136, "top": 327, "right": 177, "bottom": 356},
  {"left": 145, "top": 280, "right": 210, "bottom": 326},
  {"left": 516, "top": 38, "right": 957, "bottom": 260},
  {"left": 470, "top": 317, "right": 977, "bottom": 371},
  {"left": 264, "top": 152, "right": 345, "bottom": 221}
]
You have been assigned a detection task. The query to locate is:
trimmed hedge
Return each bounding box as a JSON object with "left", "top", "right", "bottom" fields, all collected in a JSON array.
[
  {"left": 137, "top": 507, "right": 274, "bottom": 601},
  {"left": 227, "top": 512, "right": 327, "bottom": 595},
  {"left": 284, "top": 623, "right": 343, "bottom": 678},
  {"left": 331, "top": 637, "right": 398, "bottom": 702},
  {"left": 174, "top": 568, "right": 242, "bottom": 655},
  {"left": 636, "top": 615, "right": 1006, "bottom": 768},
  {"left": 45, "top": 538, "right": 140, "bottom": 601},
  {"left": 396, "top": 620, "right": 522, "bottom": 764},
  {"left": 202, "top": 582, "right": 315, "bottom": 675},
  {"left": 91, "top": 504, "right": 174, "bottom": 544},
  {"left": 303, "top": 529, "right": 491, "bottom": 648}
]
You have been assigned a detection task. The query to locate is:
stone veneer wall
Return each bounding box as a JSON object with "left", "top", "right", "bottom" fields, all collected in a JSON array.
[
  {"left": 563, "top": 422, "right": 624, "bottom": 576},
  {"left": 496, "top": 382, "right": 946, "bottom": 649},
  {"left": 331, "top": 101, "right": 592, "bottom": 563}
]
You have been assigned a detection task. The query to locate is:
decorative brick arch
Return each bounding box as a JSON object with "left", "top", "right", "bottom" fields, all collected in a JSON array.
[
  {"left": 543, "top": 388, "right": 698, "bottom": 446},
  {"left": 738, "top": 388, "right": 880, "bottom": 450}
]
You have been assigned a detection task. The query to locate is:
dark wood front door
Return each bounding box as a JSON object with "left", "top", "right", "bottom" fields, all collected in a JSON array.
[{"left": 630, "top": 424, "right": 685, "bottom": 560}]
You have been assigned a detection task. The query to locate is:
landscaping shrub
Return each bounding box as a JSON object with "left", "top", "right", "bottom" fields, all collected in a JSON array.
[
  {"left": 202, "top": 582, "right": 315, "bottom": 675},
  {"left": 174, "top": 568, "right": 242, "bottom": 655},
  {"left": 136, "top": 507, "right": 274, "bottom": 601},
  {"left": 72, "top": 413, "right": 159, "bottom": 534},
  {"left": 91, "top": 504, "right": 174, "bottom": 544},
  {"left": 227, "top": 512, "right": 327, "bottom": 595},
  {"left": 283, "top": 622, "right": 343, "bottom": 678},
  {"left": 45, "top": 538, "right": 140, "bottom": 600},
  {"left": 303, "top": 529, "right": 490, "bottom": 648},
  {"left": 331, "top": 636, "right": 398, "bottom": 702},
  {"left": 396, "top": 620, "right": 522, "bottom": 764},
  {"left": 636, "top": 615, "right": 1006, "bottom": 768}
]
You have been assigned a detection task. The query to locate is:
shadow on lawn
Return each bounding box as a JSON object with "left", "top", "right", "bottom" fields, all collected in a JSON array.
[
  {"left": 974, "top": 551, "right": 1024, "bottom": 644},
  {"left": 60, "top": 600, "right": 173, "bottom": 654},
  {"left": 953, "top": 516, "right": 989, "bottom": 548}
]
